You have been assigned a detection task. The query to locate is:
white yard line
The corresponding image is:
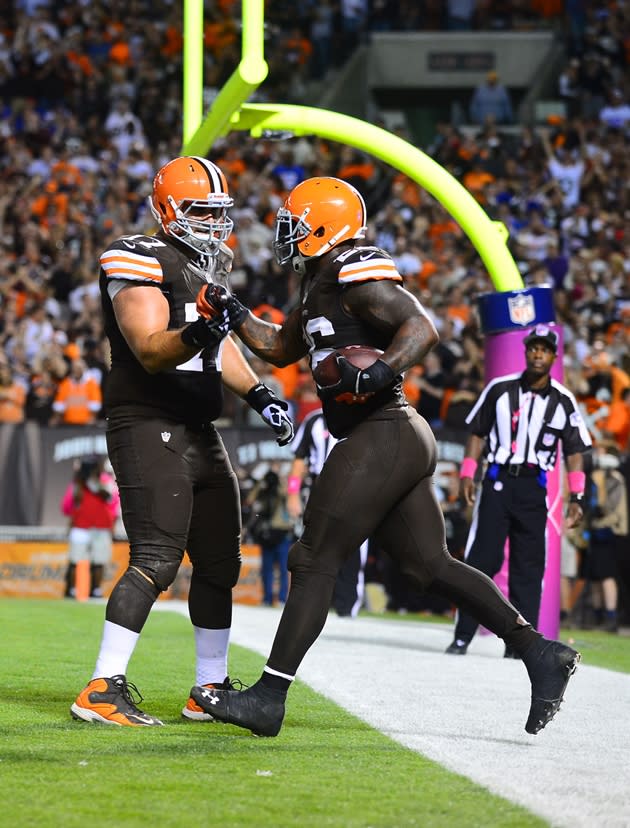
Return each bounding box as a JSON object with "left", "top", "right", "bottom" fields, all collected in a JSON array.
[{"left": 160, "top": 602, "right": 630, "bottom": 828}]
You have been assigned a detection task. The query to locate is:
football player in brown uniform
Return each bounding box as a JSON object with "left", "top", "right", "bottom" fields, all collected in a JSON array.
[
  {"left": 191, "top": 176, "right": 580, "bottom": 737},
  {"left": 71, "top": 156, "right": 294, "bottom": 727}
]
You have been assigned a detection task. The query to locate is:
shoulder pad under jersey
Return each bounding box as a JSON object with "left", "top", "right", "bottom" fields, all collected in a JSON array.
[
  {"left": 334, "top": 245, "right": 403, "bottom": 287},
  {"left": 100, "top": 234, "right": 171, "bottom": 285}
]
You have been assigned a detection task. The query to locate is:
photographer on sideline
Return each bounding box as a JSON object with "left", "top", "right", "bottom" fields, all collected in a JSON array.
[{"left": 61, "top": 457, "right": 120, "bottom": 599}]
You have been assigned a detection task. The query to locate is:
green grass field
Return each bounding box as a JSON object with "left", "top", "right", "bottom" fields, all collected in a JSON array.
[{"left": 1, "top": 600, "right": 626, "bottom": 828}]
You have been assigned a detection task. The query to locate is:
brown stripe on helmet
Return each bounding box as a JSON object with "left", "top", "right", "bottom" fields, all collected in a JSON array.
[{"left": 190, "top": 156, "right": 229, "bottom": 195}]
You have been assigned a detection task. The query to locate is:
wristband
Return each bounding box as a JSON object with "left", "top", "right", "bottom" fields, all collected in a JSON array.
[
  {"left": 287, "top": 476, "right": 301, "bottom": 495},
  {"left": 569, "top": 492, "right": 584, "bottom": 505},
  {"left": 460, "top": 458, "right": 478, "bottom": 479},
  {"left": 567, "top": 470, "right": 585, "bottom": 495},
  {"left": 245, "top": 383, "right": 271, "bottom": 414},
  {"left": 181, "top": 318, "right": 215, "bottom": 348},
  {"left": 226, "top": 294, "right": 249, "bottom": 328},
  {"left": 360, "top": 358, "right": 396, "bottom": 393}
]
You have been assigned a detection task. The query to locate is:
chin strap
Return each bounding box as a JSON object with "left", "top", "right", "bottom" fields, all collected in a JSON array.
[{"left": 291, "top": 255, "right": 306, "bottom": 275}]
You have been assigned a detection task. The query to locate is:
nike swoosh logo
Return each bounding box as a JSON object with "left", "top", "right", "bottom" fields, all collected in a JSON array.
[
  {"left": 359, "top": 252, "right": 376, "bottom": 261},
  {"left": 130, "top": 714, "right": 160, "bottom": 725},
  {"left": 122, "top": 240, "right": 136, "bottom": 249}
]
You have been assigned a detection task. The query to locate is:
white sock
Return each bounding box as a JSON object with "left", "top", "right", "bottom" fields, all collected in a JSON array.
[
  {"left": 194, "top": 626, "right": 230, "bottom": 685},
  {"left": 91, "top": 621, "right": 140, "bottom": 680}
]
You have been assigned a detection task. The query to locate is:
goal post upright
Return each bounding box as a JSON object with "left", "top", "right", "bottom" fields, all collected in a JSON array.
[{"left": 182, "top": 0, "right": 268, "bottom": 154}]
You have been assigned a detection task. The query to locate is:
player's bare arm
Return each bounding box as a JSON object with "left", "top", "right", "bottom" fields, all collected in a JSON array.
[
  {"left": 342, "top": 281, "right": 439, "bottom": 374},
  {"left": 236, "top": 307, "right": 309, "bottom": 368},
  {"left": 113, "top": 284, "right": 204, "bottom": 373},
  {"left": 220, "top": 336, "right": 261, "bottom": 396}
]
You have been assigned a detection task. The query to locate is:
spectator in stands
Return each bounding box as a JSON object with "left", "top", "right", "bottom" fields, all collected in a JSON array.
[
  {"left": 446, "top": 0, "right": 476, "bottom": 31},
  {"left": 416, "top": 350, "right": 446, "bottom": 428},
  {"left": 469, "top": 71, "right": 514, "bottom": 125},
  {"left": 51, "top": 357, "right": 102, "bottom": 425},
  {"left": 21, "top": 304, "right": 55, "bottom": 363},
  {"left": 25, "top": 364, "right": 59, "bottom": 424},
  {"left": 104, "top": 97, "right": 146, "bottom": 159},
  {"left": 599, "top": 88, "right": 630, "bottom": 129},
  {"left": 558, "top": 59, "right": 581, "bottom": 120},
  {"left": 581, "top": 443, "right": 628, "bottom": 633},
  {"left": 309, "top": 1, "right": 335, "bottom": 80},
  {"left": 602, "top": 387, "right": 630, "bottom": 453},
  {"left": 0, "top": 361, "right": 26, "bottom": 423},
  {"left": 541, "top": 125, "right": 587, "bottom": 210}
]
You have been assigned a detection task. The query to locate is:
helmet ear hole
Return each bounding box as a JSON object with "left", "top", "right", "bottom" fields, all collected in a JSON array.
[{"left": 314, "top": 226, "right": 325, "bottom": 238}]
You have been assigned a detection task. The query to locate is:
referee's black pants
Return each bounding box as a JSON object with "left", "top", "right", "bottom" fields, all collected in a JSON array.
[{"left": 453, "top": 469, "right": 548, "bottom": 644}]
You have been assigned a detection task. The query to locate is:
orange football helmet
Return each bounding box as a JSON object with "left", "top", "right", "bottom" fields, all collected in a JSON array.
[
  {"left": 149, "top": 156, "right": 233, "bottom": 255},
  {"left": 273, "top": 177, "right": 367, "bottom": 271}
]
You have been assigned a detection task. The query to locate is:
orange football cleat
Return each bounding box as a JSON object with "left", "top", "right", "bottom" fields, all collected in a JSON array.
[{"left": 71, "top": 675, "right": 163, "bottom": 726}]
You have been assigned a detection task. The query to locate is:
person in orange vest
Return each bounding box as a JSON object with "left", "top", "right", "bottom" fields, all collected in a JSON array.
[
  {"left": 51, "top": 358, "right": 102, "bottom": 425},
  {"left": 0, "top": 362, "right": 26, "bottom": 423},
  {"left": 61, "top": 457, "right": 120, "bottom": 599},
  {"left": 602, "top": 387, "right": 630, "bottom": 453}
]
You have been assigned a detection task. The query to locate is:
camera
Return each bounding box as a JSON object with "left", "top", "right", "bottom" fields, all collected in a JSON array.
[{"left": 77, "top": 457, "right": 100, "bottom": 482}]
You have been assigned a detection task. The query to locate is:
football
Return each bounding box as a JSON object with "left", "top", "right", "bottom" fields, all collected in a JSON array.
[{"left": 313, "top": 345, "right": 384, "bottom": 387}]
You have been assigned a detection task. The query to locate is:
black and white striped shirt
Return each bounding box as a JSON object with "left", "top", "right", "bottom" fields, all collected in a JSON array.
[
  {"left": 466, "top": 372, "right": 592, "bottom": 471},
  {"left": 290, "top": 409, "right": 336, "bottom": 477}
]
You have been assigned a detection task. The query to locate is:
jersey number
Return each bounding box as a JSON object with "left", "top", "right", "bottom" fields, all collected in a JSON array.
[
  {"left": 178, "top": 303, "right": 204, "bottom": 372},
  {"left": 303, "top": 316, "right": 335, "bottom": 351},
  {"left": 122, "top": 235, "right": 167, "bottom": 250}
]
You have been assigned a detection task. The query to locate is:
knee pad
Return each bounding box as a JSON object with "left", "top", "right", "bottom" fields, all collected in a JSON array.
[
  {"left": 288, "top": 538, "right": 339, "bottom": 578},
  {"left": 193, "top": 555, "right": 241, "bottom": 591},
  {"left": 105, "top": 566, "right": 161, "bottom": 632},
  {"left": 398, "top": 546, "right": 450, "bottom": 593},
  {"left": 130, "top": 545, "right": 183, "bottom": 592},
  {"left": 288, "top": 539, "right": 310, "bottom": 573}
]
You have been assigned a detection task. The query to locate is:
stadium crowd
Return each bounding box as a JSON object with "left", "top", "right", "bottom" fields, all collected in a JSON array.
[{"left": 0, "top": 1, "right": 628, "bottom": 622}]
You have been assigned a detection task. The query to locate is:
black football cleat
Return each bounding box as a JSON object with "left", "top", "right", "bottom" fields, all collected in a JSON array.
[
  {"left": 190, "top": 681, "right": 285, "bottom": 737},
  {"left": 182, "top": 676, "right": 245, "bottom": 721},
  {"left": 523, "top": 639, "right": 581, "bottom": 735},
  {"left": 445, "top": 639, "right": 469, "bottom": 655}
]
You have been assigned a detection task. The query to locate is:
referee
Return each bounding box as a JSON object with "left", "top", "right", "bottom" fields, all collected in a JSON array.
[
  {"left": 287, "top": 407, "right": 368, "bottom": 617},
  {"left": 446, "top": 325, "right": 592, "bottom": 656}
]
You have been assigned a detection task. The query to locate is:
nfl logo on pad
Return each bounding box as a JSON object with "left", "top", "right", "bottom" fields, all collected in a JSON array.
[{"left": 507, "top": 293, "right": 535, "bottom": 326}]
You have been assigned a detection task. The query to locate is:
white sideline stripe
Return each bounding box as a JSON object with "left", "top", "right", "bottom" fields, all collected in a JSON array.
[{"left": 157, "top": 602, "right": 630, "bottom": 828}]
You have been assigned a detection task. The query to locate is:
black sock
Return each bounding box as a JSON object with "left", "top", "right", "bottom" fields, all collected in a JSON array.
[
  {"left": 259, "top": 671, "right": 291, "bottom": 696},
  {"left": 503, "top": 623, "right": 542, "bottom": 657}
]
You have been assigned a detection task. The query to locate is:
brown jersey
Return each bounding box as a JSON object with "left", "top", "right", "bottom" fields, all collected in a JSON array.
[
  {"left": 301, "top": 241, "right": 406, "bottom": 438},
  {"left": 99, "top": 230, "right": 224, "bottom": 423}
]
